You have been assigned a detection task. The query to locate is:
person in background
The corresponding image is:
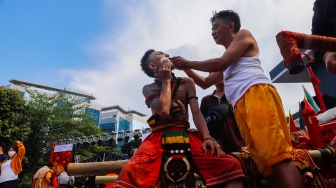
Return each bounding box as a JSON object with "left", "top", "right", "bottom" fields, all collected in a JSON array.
[
  {"left": 74, "top": 176, "right": 84, "bottom": 188},
  {"left": 183, "top": 69, "right": 245, "bottom": 153},
  {"left": 57, "top": 168, "right": 74, "bottom": 188},
  {"left": 199, "top": 79, "right": 246, "bottom": 153},
  {"left": 298, "top": 0, "right": 336, "bottom": 129},
  {"left": 0, "top": 141, "right": 25, "bottom": 188},
  {"left": 32, "top": 162, "right": 54, "bottom": 188},
  {"left": 312, "top": 0, "right": 336, "bottom": 74},
  {"left": 83, "top": 176, "right": 97, "bottom": 188},
  {"left": 0, "top": 143, "right": 8, "bottom": 163}
]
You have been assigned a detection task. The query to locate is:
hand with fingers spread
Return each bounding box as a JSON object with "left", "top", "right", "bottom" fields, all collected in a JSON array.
[
  {"left": 157, "top": 57, "right": 173, "bottom": 82},
  {"left": 170, "top": 56, "right": 190, "bottom": 70},
  {"left": 202, "top": 137, "right": 224, "bottom": 156}
]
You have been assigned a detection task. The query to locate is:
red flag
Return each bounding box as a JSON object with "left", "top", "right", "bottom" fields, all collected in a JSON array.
[
  {"left": 302, "top": 96, "right": 317, "bottom": 118},
  {"left": 288, "top": 111, "right": 297, "bottom": 132},
  {"left": 302, "top": 85, "right": 320, "bottom": 113}
]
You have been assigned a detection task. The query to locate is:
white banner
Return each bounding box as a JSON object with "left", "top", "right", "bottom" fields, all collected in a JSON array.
[{"left": 54, "top": 144, "right": 73, "bottom": 152}]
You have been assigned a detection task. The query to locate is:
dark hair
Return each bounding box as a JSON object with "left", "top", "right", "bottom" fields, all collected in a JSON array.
[
  {"left": 9, "top": 144, "right": 18, "bottom": 153},
  {"left": 140, "top": 49, "right": 155, "bottom": 78},
  {"left": 46, "top": 162, "right": 54, "bottom": 168},
  {"left": 0, "top": 142, "right": 4, "bottom": 148},
  {"left": 210, "top": 10, "right": 241, "bottom": 33}
]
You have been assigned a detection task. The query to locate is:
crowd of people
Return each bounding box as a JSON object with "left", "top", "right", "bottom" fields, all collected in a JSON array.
[
  {"left": 0, "top": 142, "right": 99, "bottom": 188},
  {"left": 0, "top": 0, "right": 335, "bottom": 187}
]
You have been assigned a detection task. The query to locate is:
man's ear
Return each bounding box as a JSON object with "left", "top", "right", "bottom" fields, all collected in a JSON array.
[
  {"left": 228, "top": 22, "right": 234, "bottom": 31},
  {"left": 148, "top": 62, "right": 157, "bottom": 70}
]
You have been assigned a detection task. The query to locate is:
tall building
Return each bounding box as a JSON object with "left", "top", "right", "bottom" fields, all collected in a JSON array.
[
  {"left": 99, "top": 105, "right": 148, "bottom": 133},
  {"left": 99, "top": 105, "right": 149, "bottom": 148},
  {"left": 5, "top": 79, "right": 101, "bottom": 125}
]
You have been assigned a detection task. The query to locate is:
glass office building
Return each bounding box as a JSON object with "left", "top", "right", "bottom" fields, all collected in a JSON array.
[{"left": 99, "top": 105, "right": 148, "bottom": 133}]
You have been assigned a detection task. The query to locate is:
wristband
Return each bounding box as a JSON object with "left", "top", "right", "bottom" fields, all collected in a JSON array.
[{"left": 203, "top": 137, "right": 215, "bottom": 142}]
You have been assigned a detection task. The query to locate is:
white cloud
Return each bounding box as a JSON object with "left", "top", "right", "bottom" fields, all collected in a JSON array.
[{"left": 60, "top": 0, "right": 317, "bottom": 127}]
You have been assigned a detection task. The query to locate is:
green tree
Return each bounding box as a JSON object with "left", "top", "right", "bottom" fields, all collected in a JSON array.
[
  {"left": 23, "top": 89, "right": 106, "bottom": 175},
  {"left": 121, "top": 139, "right": 141, "bottom": 158},
  {"left": 0, "top": 86, "right": 30, "bottom": 148}
]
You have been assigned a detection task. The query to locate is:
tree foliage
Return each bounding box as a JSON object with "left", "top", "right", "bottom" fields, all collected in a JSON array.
[
  {"left": 0, "top": 86, "right": 30, "bottom": 148},
  {"left": 0, "top": 87, "right": 120, "bottom": 188},
  {"left": 75, "top": 140, "right": 119, "bottom": 161},
  {"left": 121, "top": 139, "right": 142, "bottom": 158},
  {"left": 23, "top": 89, "right": 105, "bottom": 173}
]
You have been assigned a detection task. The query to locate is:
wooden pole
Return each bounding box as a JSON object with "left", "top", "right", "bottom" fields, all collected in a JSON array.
[
  {"left": 95, "top": 176, "right": 118, "bottom": 184},
  {"left": 94, "top": 174, "right": 202, "bottom": 184},
  {"left": 67, "top": 148, "right": 336, "bottom": 177},
  {"left": 66, "top": 160, "right": 128, "bottom": 176}
]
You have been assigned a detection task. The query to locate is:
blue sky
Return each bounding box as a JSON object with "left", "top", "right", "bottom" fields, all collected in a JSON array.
[
  {"left": 0, "top": 0, "right": 317, "bottom": 125},
  {"left": 0, "top": 0, "right": 107, "bottom": 82}
]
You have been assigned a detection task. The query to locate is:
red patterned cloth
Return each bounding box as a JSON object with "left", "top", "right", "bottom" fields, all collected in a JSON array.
[{"left": 114, "top": 121, "right": 245, "bottom": 188}]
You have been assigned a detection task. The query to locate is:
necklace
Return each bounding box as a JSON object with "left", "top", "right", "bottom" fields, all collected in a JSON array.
[{"left": 154, "top": 73, "right": 176, "bottom": 86}]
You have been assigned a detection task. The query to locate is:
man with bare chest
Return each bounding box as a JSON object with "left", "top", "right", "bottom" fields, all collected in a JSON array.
[{"left": 114, "top": 49, "right": 245, "bottom": 188}]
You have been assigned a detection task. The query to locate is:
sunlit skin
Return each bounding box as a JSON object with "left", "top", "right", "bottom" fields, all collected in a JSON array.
[
  {"left": 144, "top": 50, "right": 224, "bottom": 156},
  {"left": 141, "top": 50, "right": 246, "bottom": 188},
  {"left": 211, "top": 18, "right": 235, "bottom": 48}
]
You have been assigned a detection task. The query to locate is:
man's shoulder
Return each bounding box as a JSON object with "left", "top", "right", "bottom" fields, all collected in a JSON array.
[
  {"left": 201, "top": 94, "right": 216, "bottom": 105},
  {"left": 236, "top": 29, "right": 255, "bottom": 40},
  {"left": 0, "top": 153, "right": 8, "bottom": 158},
  {"left": 143, "top": 83, "right": 155, "bottom": 89},
  {"left": 202, "top": 94, "right": 213, "bottom": 99},
  {"left": 142, "top": 83, "right": 155, "bottom": 96},
  {"left": 237, "top": 29, "right": 252, "bottom": 35},
  {"left": 179, "top": 77, "right": 194, "bottom": 84}
]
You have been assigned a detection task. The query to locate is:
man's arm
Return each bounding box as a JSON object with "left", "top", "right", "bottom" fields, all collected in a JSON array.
[
  {"left": 186, "top": 78, "right": 223, "bottom": 156},
  {"left": 16, "top": 141, "right": 25, "bottom": 159},
  {"left": 143, "top": 83, "right": 171, "bottom": 118},
  {"left": 184, "top": 69, "right": 222, "bottom": 89},
  {"left": 142, "top": 60, "right": 173, "bottom": 118},
  {"left": 172, "top": 29, "right": 256, "bottom": 72},
  {"left": 46, "top": 171, "right": 52, "bottom": 186}
]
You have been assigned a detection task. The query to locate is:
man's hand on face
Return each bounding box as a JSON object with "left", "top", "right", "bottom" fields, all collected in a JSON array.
[
  {"left": 324, "top": 52, "right": 336, "bottom": 74},
  {"left": 157, "top": 58, "right": 173, "bottom": 82},
  {"left": 171, "top": 56, "right": 189, "bottom": 70}
]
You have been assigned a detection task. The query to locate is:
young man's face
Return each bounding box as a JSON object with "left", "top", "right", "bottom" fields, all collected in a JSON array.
[
  {"left": 148, "top": 51, "right": 169, "bottom": 66},
  {"left": 148, "top": 51, "right": 173, "bottom": 71},
  {"left": 211, "top": 18, "right": 231, "bottom": 45}
]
